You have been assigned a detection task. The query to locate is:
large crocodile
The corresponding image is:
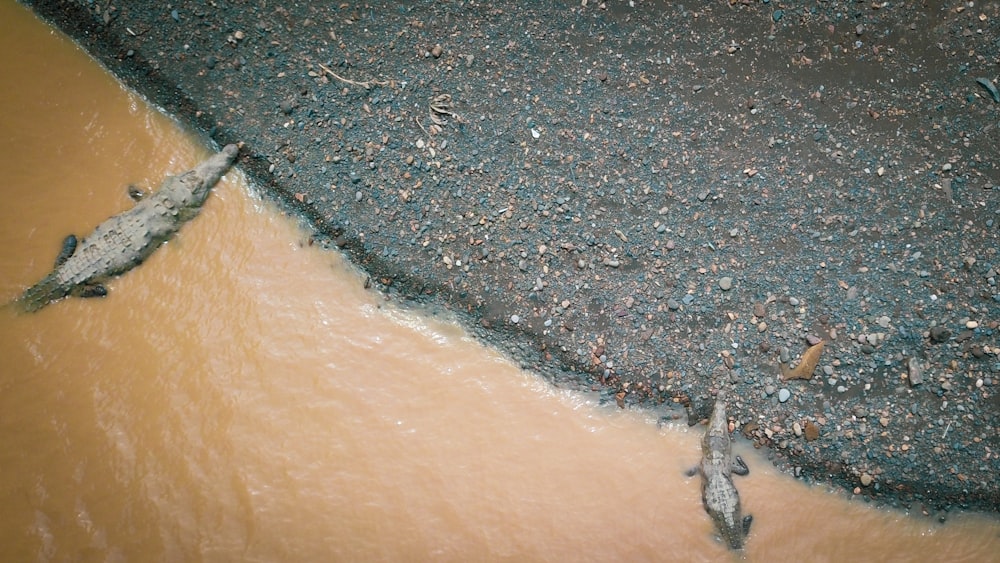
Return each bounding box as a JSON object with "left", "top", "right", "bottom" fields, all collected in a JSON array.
[
  {"left": 687, "top": 389, "right": 753, "bottom": 550},
  {"left": 15, "top": 144, "right": 239, "bottom": 312}
]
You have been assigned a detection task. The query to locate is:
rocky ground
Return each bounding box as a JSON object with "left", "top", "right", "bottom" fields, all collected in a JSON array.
[{"left": 26, "top": 0, "right": 998, "bottom": 515}]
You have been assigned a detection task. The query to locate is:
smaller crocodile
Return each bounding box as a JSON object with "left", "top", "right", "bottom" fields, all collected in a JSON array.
[
  {"left": 687, "top": 390, "right": 753, "bottom": 550},
  {"left": 15, "top": 144, "right": 239, "bottom": 312}
]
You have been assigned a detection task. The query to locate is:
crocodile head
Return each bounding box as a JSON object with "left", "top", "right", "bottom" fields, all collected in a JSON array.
[{"left": 159, "top": 144, "right": 239, "bottom": 210}]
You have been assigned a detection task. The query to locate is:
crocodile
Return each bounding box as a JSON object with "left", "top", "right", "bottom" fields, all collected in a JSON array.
[
  {"left": 15, "top": 144, "right": 239, "bottom": 312},
  {"left": 687, "top": 390, "right": 753, "bottom": 550}
]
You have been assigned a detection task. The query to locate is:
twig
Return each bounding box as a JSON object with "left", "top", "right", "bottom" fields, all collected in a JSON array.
[
  {"left": 414, "top": 117, "right": 430, "bottom": 137},
  {"left": 317, "top": 62, "right": 388, "bottom": 89}
]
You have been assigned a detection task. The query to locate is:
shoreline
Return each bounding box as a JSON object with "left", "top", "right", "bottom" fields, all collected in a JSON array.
[{"left": 23, "top": 0, "right": 999, "bottom": 515}]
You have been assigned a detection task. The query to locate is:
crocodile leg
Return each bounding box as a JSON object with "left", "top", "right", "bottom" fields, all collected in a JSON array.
[
  {"left": 732, "top": 455, "right": 749, "bottom": 476},
  {"left": 76, "top": 284, "right": 108, "bottom": 298},
  {"left": 54, "top": 235, "right": 77, "bottom": 267}
]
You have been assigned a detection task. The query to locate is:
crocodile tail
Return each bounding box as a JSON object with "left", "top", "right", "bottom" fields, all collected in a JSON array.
[{"left": 16, "top": 274, "right": 68, "bottom": 313}]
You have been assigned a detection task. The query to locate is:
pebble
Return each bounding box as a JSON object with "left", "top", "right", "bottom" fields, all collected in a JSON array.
[
  {"left": 788, "top": 297, "right": 800, "bottom": 306},
  {"left": 667, "top": 298, "right": 680, "bottom": 311},
  {"left": 778, "top": 388, "right": 791, "bottom": 402},
  {"left": 719, "top": 277, "right": 733, "bottom": 291},
  {"left": 929, "top": 327, "right": 950, "bottom": 343},
  {"left": 764, "top": 384, "right": 776, "bottom": 396},
  {"left": 792, "top": 421, "right": 803, "bottom": 436},
  {"left": 907, "top": 358, "right": 925, "bottom": 386},
  {"left": 966, "top": 320, "right": 979, "bottom": 329},
  {"left": 861, "top": 472, "right": 873, "bottom": 487},
  {"left": 510, "top": 314, "right": 520, "bottom": 324}
]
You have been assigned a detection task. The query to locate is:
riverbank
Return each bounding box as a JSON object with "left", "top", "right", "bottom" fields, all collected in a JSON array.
[{"left": 24, "top": 0, "right": 998, "bottom": 514}]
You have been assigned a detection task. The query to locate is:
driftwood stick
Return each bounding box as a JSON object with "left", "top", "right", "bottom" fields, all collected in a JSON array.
[{"left": 317, "top": 63, "right": 388, "bottom": 89}]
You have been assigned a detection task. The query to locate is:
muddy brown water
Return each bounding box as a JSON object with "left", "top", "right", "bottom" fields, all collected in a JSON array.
[{"left": 1, "top": 2, "right": 997, "bottom": 561}]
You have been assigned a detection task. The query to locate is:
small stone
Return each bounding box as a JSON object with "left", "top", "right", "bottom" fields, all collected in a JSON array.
[
  {"left": 803, "top": 421, "right": 820, "bottom": 441},
  {"left": 430, "top": 44, "right": 443, "bottom": 58},
  {"left": 879, "top": 416, "right": 889, "bottom": 428},
  {"left": 966, "top": 320, "right": 979, "bottom": 329},
  {"left": 510, "top": 314, "right": 520, "bottom": 324},
  {"left": 778, "top": 388, "right": 791, "bottom": 402},
  {"left": 788, "top": 297, "right": 800, "bottom": 306},
  {"left": 279, "top": 98, "right": 297, "bottom": 115},
  {"left": 764, "top": 385, "right": 776, "bottom": 396},
  {"left": 860, "top": 472, "right": 873, "bottom": 486},
  {"left": 929, "top": 327, "right": 950, "bottom": 343},
  {"left": 719, "top": 277, "right": 733, "bottom": 291},
  {"left": 667, "top": 298, "right": 680, "bottom": 311},
  {"left": 354, "top": 191, "right": 363, "bottom": 202},
  {"left": 753, "top": 302, "right": 766, "bottom": 318},
  {"left": 877, "top": 315, "right": 891, "bottom": 328},
  {"left": 907, "top": 358, "right": 925, "bottom": 386},
  {"left": 792, "top": 421, "right": 803, "bottom": 436}
]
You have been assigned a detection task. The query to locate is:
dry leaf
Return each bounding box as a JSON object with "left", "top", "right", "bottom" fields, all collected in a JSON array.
[{"left": 781, "top": 340, "right": 825, "bottom": 380}]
